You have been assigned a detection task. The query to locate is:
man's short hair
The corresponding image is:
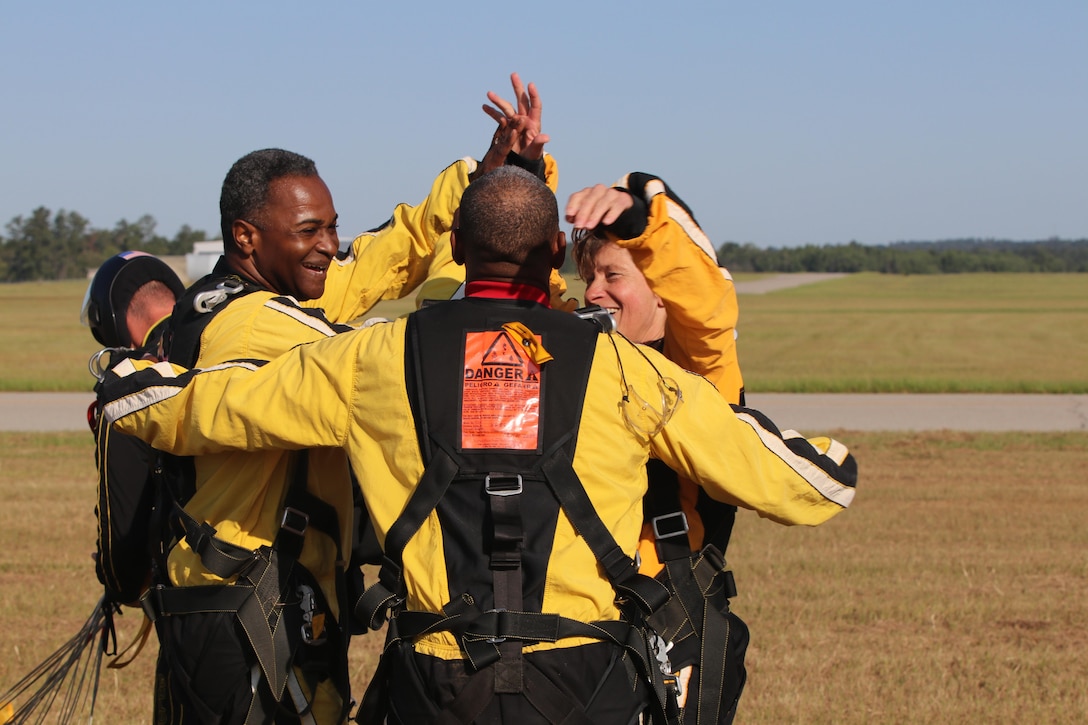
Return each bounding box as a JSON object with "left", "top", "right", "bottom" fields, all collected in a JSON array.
[
  {"left": 458, "top": 166, "right": 558, "bottom": 266},
  {"left": 127, "top": 280, "right": 177, "bottom": 324},
  {"left": 219, "top": 149, "right": 318, "bottom": 247}
]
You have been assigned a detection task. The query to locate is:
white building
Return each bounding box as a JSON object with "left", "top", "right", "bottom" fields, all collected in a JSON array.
[{"left": 185, "top": 240, "right": 222, "bottom": 281}]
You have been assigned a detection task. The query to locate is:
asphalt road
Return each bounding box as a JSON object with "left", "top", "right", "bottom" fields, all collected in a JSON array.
[
  {"left": 3, "top": 392, "right": 1086, "bottom": 433},
  {"left": 744, "top": 393, "right": 1088, "bottom": 432}
]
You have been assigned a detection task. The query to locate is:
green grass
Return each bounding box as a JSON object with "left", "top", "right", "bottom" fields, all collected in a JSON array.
[
  {"left": 0, "top": 280, "right": 103, "bottom": 392},
  {"left": 3, "top": 272, "right": 1087, "bottom": 392},
  {"left": 734, "top": 272, "right": 1088, "bottom": 393}
]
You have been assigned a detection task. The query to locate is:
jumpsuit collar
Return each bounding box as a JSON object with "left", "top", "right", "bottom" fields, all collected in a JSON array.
[{"left": 465, "top": 280, "right": 550, "bottom": 307}]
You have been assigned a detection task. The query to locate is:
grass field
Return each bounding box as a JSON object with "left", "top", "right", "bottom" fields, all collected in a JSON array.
[
  {"left": 2, "top": 431, "right": 1086, "bottom": 723},
  {"left": 3, "top": 272, "right": 1087, "bottom": 392},
  {"left": 2, "top": 271, "right": 1086, "bottom": 721},
  {"left": 734, "top": 273, "right": 1088, "bottom": 393}
]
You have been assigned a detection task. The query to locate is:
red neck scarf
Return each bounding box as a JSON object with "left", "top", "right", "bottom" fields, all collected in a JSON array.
[{"left": 464, "top": 280, "right": 550, "bottom": 307}]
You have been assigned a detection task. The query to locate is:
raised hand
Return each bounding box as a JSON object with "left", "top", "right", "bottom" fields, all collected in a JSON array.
[{"left": 477, "top": 73, "right": 549, "bottom": 177}]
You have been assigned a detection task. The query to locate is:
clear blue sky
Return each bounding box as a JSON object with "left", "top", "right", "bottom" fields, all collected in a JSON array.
[{"left": 2, "top": 0, "right": 1085, "bottom": 248}]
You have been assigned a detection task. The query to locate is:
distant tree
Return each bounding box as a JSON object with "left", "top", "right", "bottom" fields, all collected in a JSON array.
[
  {"left": 1, "top": 208, "right": 213, "bottom": 282},
  {"left": 108, "top": 215, "right": 167, "bottom": 253},
  {"left": 2, "top": 207, "right": 91, "bottom": 281},
  {"left": 167, "top": 224, "right": 208, "bottom": 254},
  {"left": 717, "top": 238, "right": 1088, "bottom": 274}
]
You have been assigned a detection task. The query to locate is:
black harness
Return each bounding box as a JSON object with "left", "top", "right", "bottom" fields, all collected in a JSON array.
[
  {"left": 355, "top": 298, "right": 681, "bottom": 724},
  {"left": 644, "top": 462, "right": 749, "bottom": 724},
  {"left": 140, "top": 269, "right": 352, "bottom": 723}
]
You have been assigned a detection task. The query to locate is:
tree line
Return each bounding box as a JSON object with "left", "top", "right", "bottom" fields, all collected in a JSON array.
[
  {"left": 716, "top": 238, "right": 1088, "bottom": 274},
  {"left": 3, "top": 206, "right": 1086, "bottom": 282},
  {"left": 0, "top": 207, "right": 209, "bottom": 282}
]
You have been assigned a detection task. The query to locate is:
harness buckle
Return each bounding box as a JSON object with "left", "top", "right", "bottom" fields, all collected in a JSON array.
[
  {"left": 139, "top": 586, "right": 163, "bottom": 623},
  {"left": 280, "top": 507, "right": 310, "bottom": 537},
  {"left": 484, "top": 473, "right": 523, "bottom": 497},
  {"left": 297, "top": 583, "right": 327, "bottom": 645},
  {"left": 651, "top": 511, "right": 689, "bottom": 541},
  {"left": 193, "top": 279, "right": 246, "bottom": 314},
  {"left": 486, "top": 608, "right": 507, "bottom": 644}
]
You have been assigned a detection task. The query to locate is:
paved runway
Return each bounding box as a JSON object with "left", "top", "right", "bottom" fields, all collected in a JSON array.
[
  {"left": 744, "top": 393, "right": 1088, "bottom": 432},
  {"left": 3, "top": 392, "right": 1086, "bottom": 433}
]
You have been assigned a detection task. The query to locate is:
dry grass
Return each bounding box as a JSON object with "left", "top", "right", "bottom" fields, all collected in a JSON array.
[
  {"left": 2, "top": 431, "right": 1087, "bottom": 723},
  {"left": 728, "top": 430, "right": 1088, "bottom": 724}
]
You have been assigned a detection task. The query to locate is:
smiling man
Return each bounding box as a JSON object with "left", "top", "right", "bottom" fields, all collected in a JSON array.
[
  {"left": 139, "top": 147, "right": 470, "bottom": 725},
  {"left": 227, "top": 166, "right": 340, "bottom": 301},
  {"left": 135, "top": 70, "right": 548, "bottom": 725}
]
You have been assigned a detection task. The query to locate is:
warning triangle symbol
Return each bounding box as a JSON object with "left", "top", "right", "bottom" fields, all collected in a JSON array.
[{"left": 481, "top": 331, "right": 524, "bottom": 367}]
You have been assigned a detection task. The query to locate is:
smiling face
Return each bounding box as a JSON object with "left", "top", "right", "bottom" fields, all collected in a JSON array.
[
  {"left": 583, "top": 242, "right": 666, "bottom": 343},
  {"left": 233, "top": 174, "right": 339, "bottom": 300}
]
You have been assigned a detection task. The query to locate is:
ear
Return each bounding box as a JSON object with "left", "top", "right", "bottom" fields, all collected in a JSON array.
[
  {"left": 550, "top": 230, "right": 567, "bottom": 270},
  {"left": 450, "top": 228, "right": 466, "bottom": 266},
  {"left": 232, "top": 219, "right": 258, "bottom": 258}
]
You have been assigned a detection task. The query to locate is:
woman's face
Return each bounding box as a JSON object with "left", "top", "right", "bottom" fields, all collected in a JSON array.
[{"left": 583, "top": 242, "right": 666, "bottom": 343}]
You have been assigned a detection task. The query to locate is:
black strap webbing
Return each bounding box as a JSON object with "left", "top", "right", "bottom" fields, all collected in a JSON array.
[
  {"left": 359, "top": 444, "right": 461, "bottom": 626},
  {"left": 541, "top": 447, "right": 670, "bottom": 616},
  {"left": 644, "top": 460, "right": 692, "bottom": 563},
  {"left": 156, "top": 451, "right": 345, "bottom": 710},
  {"left": 486, "top": 472, "right": 526, "bottom": 694}
]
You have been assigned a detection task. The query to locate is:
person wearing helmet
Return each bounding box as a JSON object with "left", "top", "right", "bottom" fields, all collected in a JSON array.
[
  {"left": 81, "top": 250, "right": 185, "bottom": 352},
  {"left": 82, "top": 252, "right": 186, "bottom": 608}
]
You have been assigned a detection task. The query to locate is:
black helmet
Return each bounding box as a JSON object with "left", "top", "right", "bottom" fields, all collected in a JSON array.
[{"left": 81, "top": 251, "right": 185, "bottom": 347}]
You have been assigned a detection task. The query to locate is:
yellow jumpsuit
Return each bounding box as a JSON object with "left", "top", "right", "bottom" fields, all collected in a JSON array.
[
  {"left": 105, "top": 298, "right": 857, "bottom": 663},
  {"left": 145, "top": 157, "right": 472, "bottom": 722}
]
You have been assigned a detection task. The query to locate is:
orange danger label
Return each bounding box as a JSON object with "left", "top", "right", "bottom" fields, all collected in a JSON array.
[{"left": 462, "top": 330, "right": 541, "bottom": 450}]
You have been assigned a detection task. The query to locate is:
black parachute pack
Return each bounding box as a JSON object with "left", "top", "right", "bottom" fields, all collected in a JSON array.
[
  {"left": 353, "top": 298, "right": 682, "bottom": 725},
  {"left": 154, "top": 270, "right": 363, "bottom": 723},
  {"left": 95, "top": 268, "right": 367, "bottom": 723},
  {"left": 91, "top": 318, "right": 176, "bottom": 606},
  {"left": 91, "top": 270, "right": 263, "bottom": 607},
  {"left": 643, "top": 461, "right": 749, "bottom": 724}
]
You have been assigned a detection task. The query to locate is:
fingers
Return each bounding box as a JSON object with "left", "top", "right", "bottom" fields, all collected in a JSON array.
[
  {"left": 510, "top": 72, "right": 528, "bottom": 115},
  {"left": 482, "top": 104, "right": 506, "bottom": 125},
  {"left": 482, "top": 74, "right": 546, "bottom": 161},
  {"left": 565, "top": 185, "right": 633, "bottom": 229},
  {"left": 521, "top": 131, "right": 548, "bottom": 161},
  {"left": 509, "top": 74, "right": 542, "bottom": 126},
  {"left": 526, "top": 81, "right": 543, "bottom": 125},
  {"left": 486, "top": 90, "right": 517, "bottom": 120}
]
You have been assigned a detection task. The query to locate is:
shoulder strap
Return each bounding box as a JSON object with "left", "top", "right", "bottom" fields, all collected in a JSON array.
[
  {"left": 645, "top": 459, "right": 738, "bottom": 563},
  {"left": 165, "top": 273, "right": 261, "bottom": 367},
  {"left": 357, "top": 301, "right": 680, "bottom": 724},
  {"left": 359, "top": 301, "right": 668, "bottom": 623}
]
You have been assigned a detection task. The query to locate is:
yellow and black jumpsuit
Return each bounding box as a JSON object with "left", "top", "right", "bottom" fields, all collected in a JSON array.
[
  {"left": 104, "top": 284, "right": 857, "bottom": 724},
  {"left": 100, "top": 157, "right": 472, "bottom": 724}
]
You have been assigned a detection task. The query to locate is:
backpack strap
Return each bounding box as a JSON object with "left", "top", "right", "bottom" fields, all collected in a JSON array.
[
  {"left": 144, "top": 450, "right": 347, "bottom": 719},
  {"left": 358, "top": 302, "right": 680, "bottom": 724},
  {"left": 643, "top": 461, "right": 745, "bottom": 724},
  {"left": 165, "top": 271, "right": 262, "bottom": 367}
]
